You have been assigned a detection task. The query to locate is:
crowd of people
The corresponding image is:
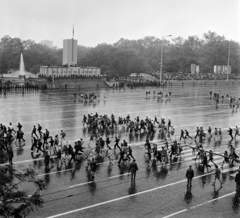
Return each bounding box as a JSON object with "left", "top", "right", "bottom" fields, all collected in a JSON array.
[
  {"left": 0, "top": 84, "right": 39, "bottom": 92},
  {"left": 73, "top": 92, "right": 101, "bottom": 103},
  {"left": 160, "top": 71, "right": 240, "bottom": 80},
  {"left": 0, "top": 91, "right": 240, "bottom": 188},
  {"left": 210, "top": 91, "right": 240, "bottom": 110},
  {"left": 82, "top": 112, "right": 174, "bottom": 138},
  {"left": 145, "top": 91, "right": 172, "bottom": 99}
]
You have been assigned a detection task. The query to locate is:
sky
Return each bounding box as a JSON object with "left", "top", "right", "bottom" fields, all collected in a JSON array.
[{"left": 0, "top": 0, "right": 239, "bottom": 48}]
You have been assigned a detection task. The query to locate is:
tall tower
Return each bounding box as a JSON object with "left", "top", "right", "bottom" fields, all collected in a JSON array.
[{"left": 62, "top": 26, "right": 77, "bottom": 66}]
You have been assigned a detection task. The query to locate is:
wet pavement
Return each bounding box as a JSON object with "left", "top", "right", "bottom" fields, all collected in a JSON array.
[{"left": 0, "top": 80, "right": 240, "bottom": 218}]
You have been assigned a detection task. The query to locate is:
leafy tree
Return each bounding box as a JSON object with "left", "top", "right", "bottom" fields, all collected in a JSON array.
[
  {"left": 0, "top": 36, "right": 23, "bottom": 73},
  {"left": 0, "top": 31, "right": 239, "bottom": 76},
  {"left": 0, "top": 165, "right": 46, "bottom": 218}
]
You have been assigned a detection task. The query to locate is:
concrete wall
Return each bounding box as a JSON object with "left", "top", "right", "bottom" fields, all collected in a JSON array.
[
  {"left": 28, "top": 79, "right": 110, "bottom": 89},
  {"left": 55, "top": 79, "right": 109, "bottom": 89}
]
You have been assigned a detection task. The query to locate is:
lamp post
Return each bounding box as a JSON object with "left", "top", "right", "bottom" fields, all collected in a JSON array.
[
  {"left": 227, "top": 40, "right": 231, "bottom": 82},
  {"left": 160, "top": 35, "right": 172, "bottom": 86}
]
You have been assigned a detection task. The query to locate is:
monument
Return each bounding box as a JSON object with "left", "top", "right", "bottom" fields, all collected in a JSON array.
[{"left": 2, "top": 52, "right": 37, "bottom": 78}]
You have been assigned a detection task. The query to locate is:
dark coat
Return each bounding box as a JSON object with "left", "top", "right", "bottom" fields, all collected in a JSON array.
[
  {"left": 235, "top": 172, "right": 240, "bottom": 184},
  {"left": 186, "top": 168, "right": 194, "bottom": 179},
  {"left": 129, "top": 162, "right": 138, "bottom": 173}
]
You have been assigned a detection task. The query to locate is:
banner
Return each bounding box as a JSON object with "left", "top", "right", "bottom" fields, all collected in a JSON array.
[
  {"left": 191, "top": 64, "right": 196, "bottom": 74},
  {"left": 214, "top": 65, "right": 217, "bottom": 73},
  {"left": 196, "top": 65, "right": 200, "bottom": 73}
]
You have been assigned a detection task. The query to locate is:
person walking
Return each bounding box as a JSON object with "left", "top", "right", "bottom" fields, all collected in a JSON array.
[
  {"left": 56, "top": 148, "right": 63, "bottom": 166},
  {"left": 31, "top": 125, "right": 38, "bottom": 138},
  {"left": 194, "top": 127, "right": 200, "bottom": 139},
  {"left": 8, "top": 147, "right": 14, "bottom": 165},
  {"left": 44, "top": 151, "right": 50, "bottom": 169},
  {"left": 208, "top": 126, "right": 212, "bottom": 137},
  {"left": 186, "top": 165, "right": 194, "bottom": 187},
  {"left": 202, "top": 153, "right": 211, "bottom": 173},
  {"left": 235, "top": 167, "right": 240, "bottom": 194},
  {"left": 17, "top": 122, "right": 22, "bottom": 131},
  {"left": 118, "top": 148, "right": 125, "bottom": 166},
  {"left": 235, "top": 126, "right": 240, "bottom": 138},
  {"left": 89, "top": 158, "right": 97, "bottom": 181},
  {"left": 127, "top": 146, "right": 134, "bottom": 161},
  {"left": 213, "top": 165, "right": 223, "bottom": 187},
  {"left": 179, "top": 129, "right": 185, "bottom": 140},
  {"left": 60, "top": 130, "right": 66, "bottom": 140},
  {"left": 185, "top": 130, "right": 192, "bottom": 139},
  {"left": 129, "top": 159, "right": 138, "bottom": 184},
  {"left": 227, "top": 127, "right": 233, "bottom": 141},
  {"left": 31, "top": 136, "right": 38, "bottom": 152},
  {"left": 37, "top": 124, "right": 42, "bottom": 138},
  {"left": 208, "top": 150, "right": 215, "bottom": 164},
  {"left": 114, "top": 136, "right": 121, "bottom": 150}
]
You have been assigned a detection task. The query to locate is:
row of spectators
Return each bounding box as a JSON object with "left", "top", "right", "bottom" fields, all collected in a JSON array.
[
  {"left": 159, "top": 72, "right": 239, "bottom": 80},
  {"left": 38, "top": 74, "right": 101, "bottom": 81},
  {"left": 35, "top": 73, "right": 240, "bottom": 82},
  {"left": 0, "top": 84, "right": 40, "bottom": 91}
]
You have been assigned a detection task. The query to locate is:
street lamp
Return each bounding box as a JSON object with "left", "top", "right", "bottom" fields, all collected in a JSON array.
[
  {"left": 160, "top": 35, "right": 172, "bottom": 86},
  {"left": 227, "top": 40, "right": 231, "bottom": 82}
]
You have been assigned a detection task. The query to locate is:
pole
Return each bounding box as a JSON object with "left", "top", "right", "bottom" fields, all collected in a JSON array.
[
  {"left": 227, "top": 41, "right": 231, "bottom": 82},
  {"left": 160, "top": 42, "right": 163, "bottom": 86},
  {"left": 159, "top": 35, "right": 172, "bottom": 87}
]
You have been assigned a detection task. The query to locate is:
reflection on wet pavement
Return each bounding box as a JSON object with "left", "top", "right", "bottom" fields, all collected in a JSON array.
[{"left": 0, "top": 80, "right": 240, "bottom": 218}]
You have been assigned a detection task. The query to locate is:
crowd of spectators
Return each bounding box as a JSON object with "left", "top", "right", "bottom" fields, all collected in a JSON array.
[
  {"left": 38, "top": 74, "right": 101, "bottom": 82},
  {"left": 36, "top": 72, "right": 240, "bottom": 83},
  {"left": 158, "top": 72, "right": 239, "bottom": 80},
  {"left": 0, "top": 83, "right": 39, "bottom": 91}
]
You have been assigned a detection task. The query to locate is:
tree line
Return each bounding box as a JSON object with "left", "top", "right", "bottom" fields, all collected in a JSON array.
[{"left": 0, "top": 31, "right": 239, "bottom": 77}]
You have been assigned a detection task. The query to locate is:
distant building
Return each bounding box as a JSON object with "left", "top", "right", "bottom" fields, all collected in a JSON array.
[
  {"left": 39, "top": 29, "right": 100, "bottom": 77},
  {"left": 63, "top": 39, "right": 77, "bottom": 66},
  {"left": 41, "top": 40, "right": 53, "bottom": 48}
]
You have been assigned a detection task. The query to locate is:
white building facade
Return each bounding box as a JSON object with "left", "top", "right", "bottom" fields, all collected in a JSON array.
[{"left": 40, "top": 66, "right": 101, "bottom": 77}]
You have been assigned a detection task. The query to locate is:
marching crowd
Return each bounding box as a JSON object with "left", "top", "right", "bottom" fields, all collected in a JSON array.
[
  {"left": 0, "top": 89, "right": 240, "bottom": 188},
  {"left": 1, "top": 111, "right": 240, "bottom": 185}
]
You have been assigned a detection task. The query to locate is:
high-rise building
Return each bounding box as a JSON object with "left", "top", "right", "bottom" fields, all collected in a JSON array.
[
  {"left": 62, "top": 39, "right": 77, "bottom": 66},
  {"left": 41, "top": 40, "right": 53, "bottom": 48}
]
